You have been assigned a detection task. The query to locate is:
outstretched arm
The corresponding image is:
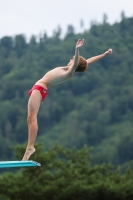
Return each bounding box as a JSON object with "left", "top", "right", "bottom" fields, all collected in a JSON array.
[
  {"left": 87, "top": 49, "right": 112, "bottom": 65},
  {"left": 69, "top": 39, "right": 84, "bottom": 73}
]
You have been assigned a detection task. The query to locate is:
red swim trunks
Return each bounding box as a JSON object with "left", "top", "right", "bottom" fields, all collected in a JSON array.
[{"left": 28, "top": 85, "right": 48, "bottom": 101}]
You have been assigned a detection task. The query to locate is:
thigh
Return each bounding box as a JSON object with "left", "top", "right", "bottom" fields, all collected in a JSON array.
[{"left": 28, "top": 90, "right": 42, "bottom": 116}]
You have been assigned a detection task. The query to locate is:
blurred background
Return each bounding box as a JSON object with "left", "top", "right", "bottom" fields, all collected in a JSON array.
[
  {"left": 0, "top": 0, "right": 133, "bottom": 171},
  {"left": 0, "top": 0, "right": 133, "bottom": 39}
]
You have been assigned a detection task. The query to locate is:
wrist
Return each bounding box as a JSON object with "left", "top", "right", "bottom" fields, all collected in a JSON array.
[{"left": 103, "top": 52, "right": 107, "bottom": 56}]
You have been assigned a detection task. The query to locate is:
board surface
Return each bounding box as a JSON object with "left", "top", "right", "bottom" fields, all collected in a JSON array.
[{"left": 0, "top": 160, "right": 41, "bottom": 168}]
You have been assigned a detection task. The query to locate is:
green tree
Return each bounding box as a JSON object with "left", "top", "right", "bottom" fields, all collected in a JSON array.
[{"left": 0, "top": 144, "right": 133, "bottom": 200}]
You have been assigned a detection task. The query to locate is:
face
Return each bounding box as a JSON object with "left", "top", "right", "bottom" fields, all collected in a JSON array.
[{"left": 67, "top": 58, "right": 74, "bottom": 66}]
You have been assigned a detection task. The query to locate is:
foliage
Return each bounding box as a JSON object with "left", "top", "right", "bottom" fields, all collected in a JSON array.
[
  {"left": 0, "top": 143, "right": 133, "bottom": 200},
  {"left": 0, "top": 16, "right": 133, "bottom": 168}
]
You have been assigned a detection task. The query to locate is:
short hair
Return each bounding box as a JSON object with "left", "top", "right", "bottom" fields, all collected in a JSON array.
[{"left": 75, "top": 56, "right": 88, "bottom": 72}]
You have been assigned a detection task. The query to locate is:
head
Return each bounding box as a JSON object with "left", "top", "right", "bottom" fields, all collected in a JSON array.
[
  {"left": 68, "top": 56, "right": 88, "bottom": 72},
  {"left": 75, "top": 56, "right": 88, "bottom": 72}
]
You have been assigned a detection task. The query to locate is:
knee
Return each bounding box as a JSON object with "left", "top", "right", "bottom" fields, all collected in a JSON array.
[{"left": 27, "top": 114, "right": 36, "bottom": 125}]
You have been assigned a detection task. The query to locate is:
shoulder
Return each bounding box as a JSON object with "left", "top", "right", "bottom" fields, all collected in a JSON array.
[
  {"left": 62, "top": 66, "right": 74, "bottom": 78},
  {"left": 63, "top": 66, "right": 69, "bottom": 71}
]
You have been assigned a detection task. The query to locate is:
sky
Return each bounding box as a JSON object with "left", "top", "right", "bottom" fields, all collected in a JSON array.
[{"left": 0, "top": 0, "right": 133, "bottom": 40}]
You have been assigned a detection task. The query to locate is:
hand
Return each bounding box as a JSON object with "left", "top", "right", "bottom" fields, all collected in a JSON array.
[
  {"left": 76, "top": 39, "right": 84, "bottom": 48},
  {"left": 104, "top": 48, "right": 112, "bottom": 56}
]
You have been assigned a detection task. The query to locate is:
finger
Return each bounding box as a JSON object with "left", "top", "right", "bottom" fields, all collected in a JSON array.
[{"left": 81, "top": 40, "right": 84, "bottom": 44}]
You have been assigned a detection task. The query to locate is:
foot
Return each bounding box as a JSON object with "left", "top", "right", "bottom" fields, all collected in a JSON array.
[{"left": 22, "top": 147, "right": 36, "bottom": 161}]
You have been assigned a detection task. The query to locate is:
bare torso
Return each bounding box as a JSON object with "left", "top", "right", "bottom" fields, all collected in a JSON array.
[{"left": 35, "top": 66, "right": 74, "bottom": 89}]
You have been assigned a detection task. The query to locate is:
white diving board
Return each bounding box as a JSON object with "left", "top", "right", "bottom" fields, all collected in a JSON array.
[{"left": 0, "top": 160, "right": 41, "bottom": 168}]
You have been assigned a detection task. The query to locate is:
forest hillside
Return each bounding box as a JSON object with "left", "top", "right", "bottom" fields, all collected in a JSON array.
[{"left": 0, "top": 15, "right": 133, "bottom": 168}]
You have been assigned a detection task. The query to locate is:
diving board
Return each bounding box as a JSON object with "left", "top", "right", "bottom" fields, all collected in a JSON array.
[{"left": 0, "top": 160, "right": 41, "bottom": 168}]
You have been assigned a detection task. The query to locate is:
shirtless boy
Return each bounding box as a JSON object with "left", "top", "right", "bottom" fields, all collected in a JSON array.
[{"left": 22, "top": 39, "right": 112, "bottom": 160}]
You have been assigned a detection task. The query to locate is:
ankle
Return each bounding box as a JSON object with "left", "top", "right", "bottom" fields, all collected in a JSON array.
[{"left": 27, "top": 145, "right": 35, "bottom": 150}]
